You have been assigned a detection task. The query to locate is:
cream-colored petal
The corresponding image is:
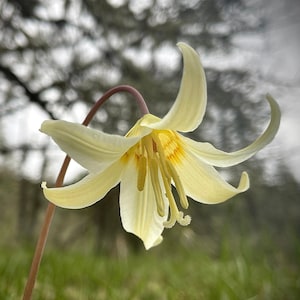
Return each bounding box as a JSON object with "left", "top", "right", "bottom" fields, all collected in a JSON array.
[
  {"left": 173, "top": 150, "right": 249, "bottom": 204},
  {"left": 141, "top": 42, "right": 207, "bottom": 132},
  {"left": 119, "top": 157, "right": 168, "bottom": 250},
  {"left": 41, "top": 120, "right": 140, "bottom": 173},
  {"left": 125, "top": 114, "right": 155, "bottom": 137},
  {"left": 181, "top": 94, "right": 281, "bottom": 167},
  {"left": 41, "top": 160, "right": 123, "bottom": 208}
]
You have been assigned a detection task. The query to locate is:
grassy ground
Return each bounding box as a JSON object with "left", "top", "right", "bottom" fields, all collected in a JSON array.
[
  {"left": 1, "top": 169, "right": 300, "bottom": 299},
  {"left": 1, "top": 237, "right": 299, "bottom": 300}
]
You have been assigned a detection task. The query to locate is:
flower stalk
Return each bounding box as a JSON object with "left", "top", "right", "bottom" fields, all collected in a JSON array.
[
  {"left": 22, "top": 85, "right": 149, "bottom": 300},
  {"left": 22, "top": 160, "right": 67, "bottom": 300}
]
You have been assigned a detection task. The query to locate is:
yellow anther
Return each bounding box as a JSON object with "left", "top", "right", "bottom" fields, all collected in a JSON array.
[
  {"left": 144, "top": 135, "right": 155, "bottom": 158},
  {"left": 137, "top": 156, "right": 147, "bottom": 191},
  {"left": 158, "top": 161, "right": 177, "bottom": 228},
  {"left": 149, "top": 158, "right": 165, "bottom": 217},
  {"left": 166, "top": 161, "right": 189, "bottom": 209}
]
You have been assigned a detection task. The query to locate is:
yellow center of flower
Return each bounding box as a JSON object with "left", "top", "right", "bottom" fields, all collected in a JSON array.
[{"left": 123, "top": 129, "right": 191, "bottom": 228}]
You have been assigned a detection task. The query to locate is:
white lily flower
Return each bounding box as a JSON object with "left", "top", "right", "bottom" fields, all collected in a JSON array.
[{"left": 40, "top": 43, "right": 281, "bottom": 249}]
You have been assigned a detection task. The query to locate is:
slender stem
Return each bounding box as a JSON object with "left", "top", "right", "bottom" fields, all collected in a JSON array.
[
  {"left": 22, "top": 85, "right": 149, "bottom": 299},
  {"left": 22, "top": 156, "right": 71, "bottom": 300},
  {"left": 22, "top": 203, "right": 55, "bottom": 300},
  {"left": 83, "top": 85, "right": 149, "bottom": 125}
]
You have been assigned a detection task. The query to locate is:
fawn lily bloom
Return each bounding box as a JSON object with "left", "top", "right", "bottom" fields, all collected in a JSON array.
[{"left": 41, "top": 43, "right": 280, "bottom": 249}]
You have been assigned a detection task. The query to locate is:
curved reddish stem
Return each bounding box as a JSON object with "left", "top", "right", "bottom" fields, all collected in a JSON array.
[
  {"left": 83, "top": 85, "right": 149, "bottom": 125},
  {"left": 22, "top": 156, "right": 70, "bottom": 300},
  {"left": 22, "top": 85, "right": 149, "bottom": 300}
]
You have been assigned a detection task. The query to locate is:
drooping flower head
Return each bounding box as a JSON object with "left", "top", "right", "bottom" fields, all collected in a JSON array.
[{"left": 40, "top": 43, "right": 280, "bottom": 249}]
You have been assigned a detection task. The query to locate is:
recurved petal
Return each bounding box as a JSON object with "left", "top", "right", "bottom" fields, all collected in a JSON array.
[
  {"left": 41, "top": 120, "right": 140, "bottom": 173},
  {"left": 119, "top": 157, "right": 168, "bottom": 249},
  {"left": 181, "top": 94, "right": 281, "bottom": 167},
  {"left": 141, "top": 42, "right": 207, "bottom": 132},
  {"left": 174, "top": 150, "right": 249, "bottom": 204},
  {"left": 41, "top": 160, "right": 123, "bottom": 208}
]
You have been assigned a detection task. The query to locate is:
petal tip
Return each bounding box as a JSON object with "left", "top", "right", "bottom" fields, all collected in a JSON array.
[
  {"left": 40, "top": 120, "right": 57, "bottom": 134},
  {"left": 239, "top": 171, "right": 250, "bottom": 191},
  {"left": 264, "top": 94, "right": 281, "bottom": 143},
  {"left": 41, "top": 181, "right": 47, "bottom": 189},
  {"left": 144, "top": 235, "right": 164, "bottom": 250},
  {"left": 176, "top": 41, "right": 187, "bottom": 49},
  {"left": 150, "top": 42, "right": 206, "bottom": 132},
  {"left": 266, "top": 94, "right": 281, "bottom": 121},
  {"left": 176, "top": 42, "right": 195, "bottom": 53}
]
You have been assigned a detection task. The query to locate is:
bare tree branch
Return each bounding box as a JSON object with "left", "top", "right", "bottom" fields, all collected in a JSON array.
[
  {"left": 0, "top": 143, "right": 47, "bottom": 155},
  {"left": 0, "top": 64, "right": 56, "bottom": 119}
]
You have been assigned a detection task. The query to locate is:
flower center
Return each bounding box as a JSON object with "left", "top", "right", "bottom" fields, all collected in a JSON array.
[{"left": 134, "top": 130, "right": 191, "bottom": 228}]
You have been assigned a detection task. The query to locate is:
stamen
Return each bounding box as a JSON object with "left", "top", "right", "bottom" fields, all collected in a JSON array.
[
  {"left": 162, "top": 176, "right": 178, "bottom": 228},
  {"left": 144, "top": 135, "right": 155, "bottom": 157},
  {"left": 149, "top": 158, "right": 165, "bottom": 217},
  {"left": 152, "top": 131, "right": 191, "bottom": 227},
  {"left": 157, "top": 160, "right": 179, "bottom": 228},
  {"left": 151, "top": 134, "right": 169, "bottom": 176},
  {"left": 152, "top": 133, "right": 189, "bottom": 209},
  {"left": 166, "top": 160, "right": 189, "bottom": 209},
  {"left": 137, "top": 156, "right": 147, "bottom": 191}
]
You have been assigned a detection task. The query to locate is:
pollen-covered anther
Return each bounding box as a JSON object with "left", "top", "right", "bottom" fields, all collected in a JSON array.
[
  {"left": 166, "top": 160, "right": 189, "bottom": 209},
  {"left": 149, "top": 157, "right": 165, "bottom": 217},
  {"left": 137, "top": 156, "right": 147, "bottom": 191}
]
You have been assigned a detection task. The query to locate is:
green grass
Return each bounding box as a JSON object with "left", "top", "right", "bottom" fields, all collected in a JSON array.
[{"left": 1, "top": 239, "right": 299, "bottom": 300}]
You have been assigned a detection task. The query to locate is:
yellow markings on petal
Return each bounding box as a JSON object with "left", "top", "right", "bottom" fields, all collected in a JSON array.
[{"left": 157, "top": 130, "right": 185, "bottom": 164}]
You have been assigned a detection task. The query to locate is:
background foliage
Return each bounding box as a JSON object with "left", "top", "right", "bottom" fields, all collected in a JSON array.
[{"left": 0, "top": 0, "right": 299, "bottom": 298}]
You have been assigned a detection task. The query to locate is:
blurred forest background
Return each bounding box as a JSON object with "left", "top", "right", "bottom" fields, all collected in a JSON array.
[{"left": 0, "top": 0, "right": 299, "bottom": 299}]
